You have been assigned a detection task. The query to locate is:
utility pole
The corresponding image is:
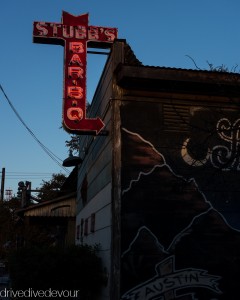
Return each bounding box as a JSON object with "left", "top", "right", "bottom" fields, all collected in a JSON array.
[{"left": 1, "top": 168, "right": 5, "bottom": 201}]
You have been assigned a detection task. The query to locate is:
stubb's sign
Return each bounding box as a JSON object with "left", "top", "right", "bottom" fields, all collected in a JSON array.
[{"left": 33, "top": 11, "right": 118, "bottom": 134}]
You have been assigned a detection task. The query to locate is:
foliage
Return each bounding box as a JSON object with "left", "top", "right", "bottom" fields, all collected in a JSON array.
[
  {"left": 0, "top": 198, "right": 21, "bottom": 258},
  {"left": 185, "top": 54, "right": 239, "bottom": 73},
  {"left": 21, "top": 223, "right": 59, "bottom": 248},
  {"left": 206, "top": 61, "right": 238, "bottom": 73},
  {"left": 37, "top": 173, "right": 67, "bottom": 201},
  {"left": 65, "top": 135, "right": 80, "bottom": 155},
  {"left": 8, "top": 244, "right": 104, "bottom": 299}
]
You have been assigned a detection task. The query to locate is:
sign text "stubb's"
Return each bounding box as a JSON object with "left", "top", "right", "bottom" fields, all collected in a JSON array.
[{"left": 34, "top": 22, "right": 117, "bottom": 43}]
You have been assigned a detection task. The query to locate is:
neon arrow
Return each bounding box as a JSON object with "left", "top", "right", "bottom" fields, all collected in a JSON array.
[{"left": 33, "top": 11, "right": 117, "bottom": 135}]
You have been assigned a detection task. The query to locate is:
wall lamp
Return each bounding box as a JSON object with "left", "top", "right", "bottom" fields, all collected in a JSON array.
[{"left": 62, "top": 150, "right": 83, "bottom": 167}]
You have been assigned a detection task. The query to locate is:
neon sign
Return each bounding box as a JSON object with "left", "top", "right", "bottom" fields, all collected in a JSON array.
[{"left": 33, "top": 11, "right": 118, "bottom": 134}]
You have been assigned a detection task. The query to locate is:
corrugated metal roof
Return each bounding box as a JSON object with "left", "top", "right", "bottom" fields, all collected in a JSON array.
[
  {"left": 17, "top": 193, "right": 76, "bottom": 217},
  {"left": 124, "top": 41, "right": 240, "bottom": 76}
]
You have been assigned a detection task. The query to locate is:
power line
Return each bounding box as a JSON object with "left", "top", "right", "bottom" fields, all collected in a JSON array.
[
  {"left": 0, "top": 84, "right": 70, "bottom": 174},
  {"left": 6, "top": 176, "right": 53, "bottom": 179},
  {"left": 5, "top": 172, "right": 53, "bottom": 180},
  {"left": 6, "top": 171, "right": 54, "bottom": 174}
]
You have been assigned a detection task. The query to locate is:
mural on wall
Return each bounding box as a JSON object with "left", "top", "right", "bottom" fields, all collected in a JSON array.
[{"left": 120, "top": 104, "right": 240, "bottom": 300}]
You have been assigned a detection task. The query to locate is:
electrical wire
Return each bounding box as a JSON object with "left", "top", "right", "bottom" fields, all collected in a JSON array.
[
  {"left": 5, "top": 172, "right": 54, "bottom": 180},
  {"left": 0, "top": 84, "right": 70, "bottom": 174}
]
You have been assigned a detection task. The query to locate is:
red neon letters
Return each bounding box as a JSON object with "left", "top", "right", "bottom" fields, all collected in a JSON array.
[{"left": 33, "top": 11, "right": 118, "bottom": 134}]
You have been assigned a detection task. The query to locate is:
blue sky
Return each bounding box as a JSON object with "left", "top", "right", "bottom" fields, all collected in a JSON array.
[{"left": 1, "top": 0, "right": 240, "bottom": 196}]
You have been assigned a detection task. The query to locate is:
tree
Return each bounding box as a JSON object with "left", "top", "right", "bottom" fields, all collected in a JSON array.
[
  {"left": 0, "top": 198, "right": 21, "bottom": 258},
  {"left": 37, "top": 173, "right": 67, "bottom": 202},
  {"left": 65, "top": 134, "right": 79, "bottom": 155},
  {"left": 8, "top": 244, "right": 105, "bottom": 299}
]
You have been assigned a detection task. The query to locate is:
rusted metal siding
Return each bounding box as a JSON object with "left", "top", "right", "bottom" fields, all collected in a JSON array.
[
  {"left": 163, "top": 103, "right": 189, "bottom": 132},
  {"left": 119, "top": 69, "right": 240, "bottom": 299}
]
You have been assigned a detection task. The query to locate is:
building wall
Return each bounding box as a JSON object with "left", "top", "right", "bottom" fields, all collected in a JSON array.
[
  {"left": 75, "top": 41, "right": 125, "bottom": 300},
  {"left": 76, "top": 184, "right": 111, "bottom": 258},
  {"left": 75, "top": 108, "right": 113, "bottom": 299},
  {"left": 75, "top": 40, "right": 240, "bottom": 299},
  {"left": 120, "top": 94, "right": 240, "bottom": 300},
  {"left": 76, "top": 183, "right": 112, "bottom": 299}
]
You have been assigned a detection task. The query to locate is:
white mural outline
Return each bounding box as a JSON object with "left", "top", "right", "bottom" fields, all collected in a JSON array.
[
  {"left": 181, "top": 117, "right": 240, "bottom": 170},
  {"left": 122, "top": 128, "right": 166, "bottom": 195},
  {"left": 122, "top": 128, "right": 209, "bottom": 201},
  {"left": 121, "top": 255, "right": 222, "bottom": 300},
  {"left": 211, "top": 118, "right": 240, "bottom": 170},
  {"left": 122, "top": 127, "right": 240, "bottom": 232},
  {"left": 181, "top": 138, "right": 211, "bottom": 167},
  {"left": 120, "top": 127, "right": 240, "bottom": 299},
  {"left": 121, "top": 226, "right": 168, "bottom": 258}
]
